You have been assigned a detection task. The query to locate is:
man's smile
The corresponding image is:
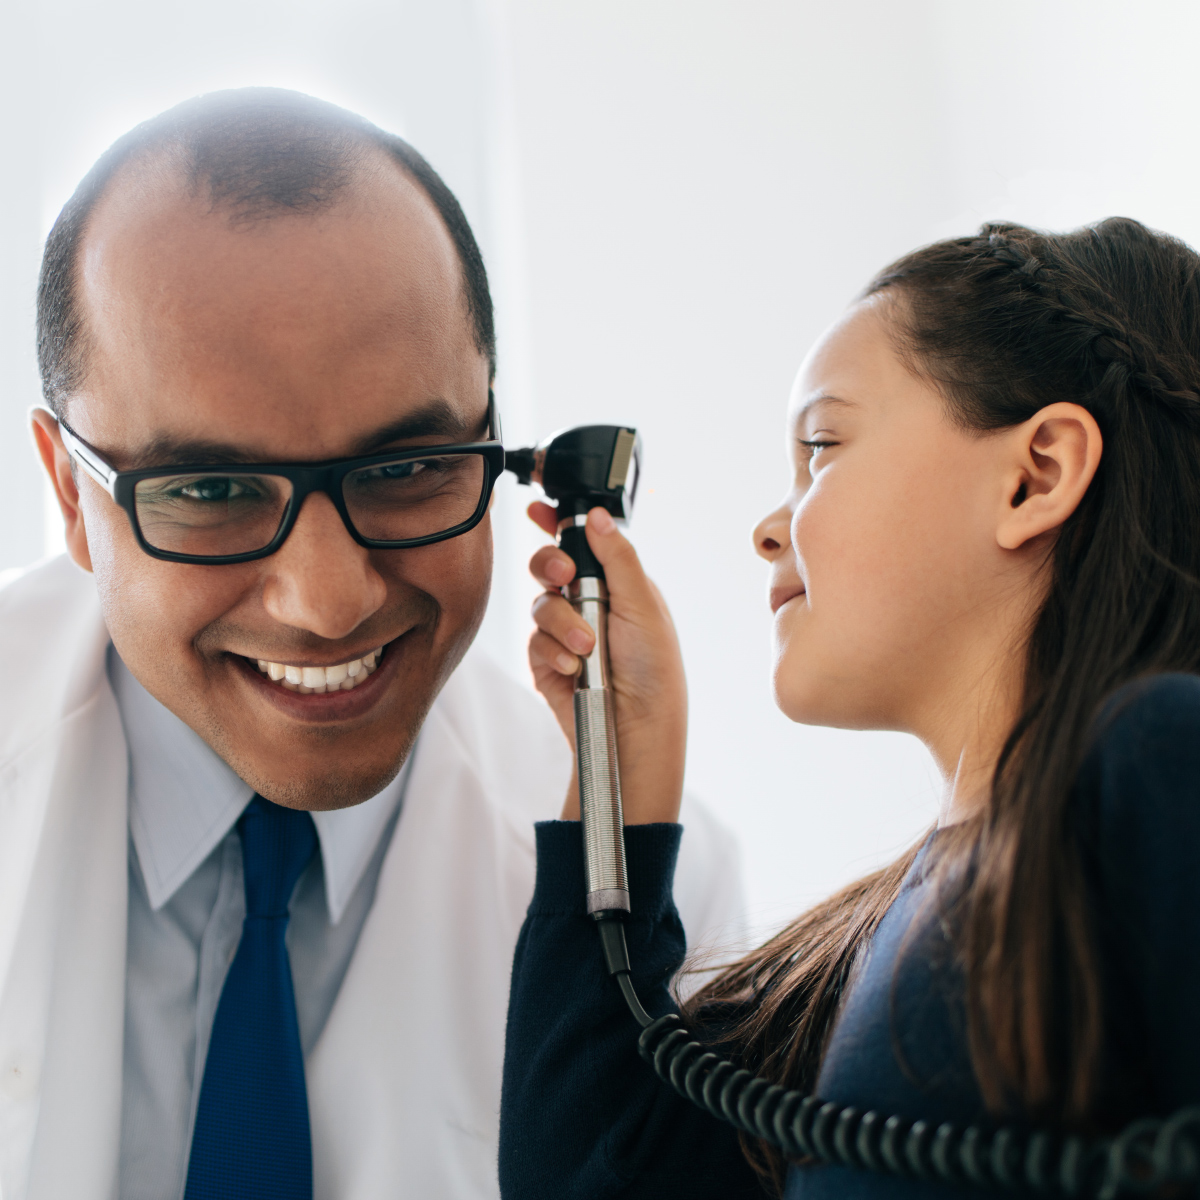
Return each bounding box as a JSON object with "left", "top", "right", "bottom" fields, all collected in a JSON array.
[
  {"left": 227, "top": 632, "right": 417, "bottom": 724},
  {"left": 251, "top": 645, "right": 383, "bottom": 692}
]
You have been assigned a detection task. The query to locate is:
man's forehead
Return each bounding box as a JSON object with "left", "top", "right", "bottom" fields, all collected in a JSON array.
[
  {"left": 71, "top": 152, "right": 488, "bottom": 458},
  {"left": 79, "top": 151, "right": 458, "bottom": 331},
  {"left": 106, "top": 396, "right": 489, "bottom": 471}
]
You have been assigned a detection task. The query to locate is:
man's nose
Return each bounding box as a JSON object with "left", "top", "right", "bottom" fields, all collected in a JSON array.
[
  {"left": 752, "top": 502, "right": 792, "bottom": 562},
  {"left": 260, "top": 493, "right": 387, "bottom": 640}
]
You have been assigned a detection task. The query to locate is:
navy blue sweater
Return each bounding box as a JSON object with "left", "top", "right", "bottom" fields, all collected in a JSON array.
[{"left": 500, "top": 675, "right": 1200, "bottom": 1198}]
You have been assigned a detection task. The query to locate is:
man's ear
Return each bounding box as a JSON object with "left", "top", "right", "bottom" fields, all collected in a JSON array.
[
  {"left": 31, "top": 407, "right": 94, "bottom": 572},
  {"left": 996, "top": 402, "right": 1102, "bottom": 552}
]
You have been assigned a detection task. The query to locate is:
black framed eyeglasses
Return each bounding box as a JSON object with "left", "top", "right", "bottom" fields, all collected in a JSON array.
[{"left": 58, "top": 394, "right": 506, "bottom": 565}]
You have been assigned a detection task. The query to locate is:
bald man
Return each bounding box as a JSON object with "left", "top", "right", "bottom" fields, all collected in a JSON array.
[{"left": 0, "top": 89, "right": 744, "bottom": 1200}]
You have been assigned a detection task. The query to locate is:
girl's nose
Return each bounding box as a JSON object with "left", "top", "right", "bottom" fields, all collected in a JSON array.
[{"left": 753, "top": 504, "right": 791, "bottom": 561}]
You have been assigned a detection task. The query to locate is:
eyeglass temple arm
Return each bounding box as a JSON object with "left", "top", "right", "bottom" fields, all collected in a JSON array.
[
  {"left": 57, "top": 420, "right": 118, "bottom": 497},
  {"left": 488, "top": 388, "right": 503, "bottom": 445}
]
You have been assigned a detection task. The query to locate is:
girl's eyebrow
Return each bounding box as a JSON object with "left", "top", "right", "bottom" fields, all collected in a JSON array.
[
  {"left": 796, "top": 392, "right": 858, "bottom": 424},
  {"left": 795, "top": 393, "right": 858, "bottom": 435}
]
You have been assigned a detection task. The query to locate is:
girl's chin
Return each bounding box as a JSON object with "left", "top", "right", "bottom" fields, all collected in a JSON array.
[
  {"left": 771, "top": 658, "right": 869, "bottom": 729},
  {"left": 771, "top": 674, "right": 824, "bottom": 725}
]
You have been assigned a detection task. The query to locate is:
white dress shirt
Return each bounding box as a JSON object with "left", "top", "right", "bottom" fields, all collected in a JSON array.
[{"left": 109, "top": 647, "right": 409, "bottom": 1200}]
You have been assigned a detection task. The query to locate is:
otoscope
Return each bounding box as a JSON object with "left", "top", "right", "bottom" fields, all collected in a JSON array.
[
  {"left": 506, "top": 424, "right": 641, "bottom": 921},
  {"left": 504, "top": 426, "right": 1200, "bottom": 1199}
]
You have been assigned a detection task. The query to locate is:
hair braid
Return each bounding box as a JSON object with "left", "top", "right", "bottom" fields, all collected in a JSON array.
[{"left": 979, "top": 225, "right": 1200, "bottom": 427}]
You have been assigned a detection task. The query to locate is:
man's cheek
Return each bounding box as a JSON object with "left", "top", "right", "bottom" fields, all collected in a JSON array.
[{"left": 77, "top": 492, "right": 127, "bottom": 587}]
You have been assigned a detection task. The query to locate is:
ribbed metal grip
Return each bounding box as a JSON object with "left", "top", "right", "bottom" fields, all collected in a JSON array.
[{"left": 574, "top": 686, "right": 629, "bottom": 914}]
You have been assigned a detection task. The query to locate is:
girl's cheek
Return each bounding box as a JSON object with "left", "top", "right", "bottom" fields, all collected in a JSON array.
[{"left": 790, "top": 484, "right": 831, "bottom": 574}]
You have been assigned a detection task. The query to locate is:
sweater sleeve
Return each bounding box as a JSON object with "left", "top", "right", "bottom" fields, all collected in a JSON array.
[
  {"left": 499, "top": 821, "right": 766, "bottom": 1200},
  {"left": 1077, "top": 673, "right": 1200, "bottom": 1119}
]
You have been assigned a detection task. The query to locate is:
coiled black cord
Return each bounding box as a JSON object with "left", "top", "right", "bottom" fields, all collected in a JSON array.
[{"left": 597, "top": 920, "right": 1200, "bottom": 1198}]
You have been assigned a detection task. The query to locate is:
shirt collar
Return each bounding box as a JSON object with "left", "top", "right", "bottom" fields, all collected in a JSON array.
[{"left": 108, "top": 645, "right": 407, "bottom": 923}]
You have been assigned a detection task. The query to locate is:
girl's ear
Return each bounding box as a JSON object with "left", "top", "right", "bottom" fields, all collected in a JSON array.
[
  {"left": 996, "top": 403, "right": 1102, "bottom": 551},
  {"left": 31, "top": 407, "right": 94, "bottom": 572}
]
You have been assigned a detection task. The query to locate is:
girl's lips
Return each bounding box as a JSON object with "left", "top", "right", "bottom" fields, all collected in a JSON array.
[{"left": 769, "top": 585, "right": 806, "bottom": 614}]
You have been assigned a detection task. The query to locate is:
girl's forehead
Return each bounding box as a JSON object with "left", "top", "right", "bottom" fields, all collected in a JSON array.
[{"left": 788, "top": 298, "right": 903, "bottom": 422}]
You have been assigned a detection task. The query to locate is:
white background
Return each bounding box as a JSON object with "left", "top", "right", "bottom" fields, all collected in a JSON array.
[{"left": 4, "top": 0, "right": 1199, "bottom": 938}]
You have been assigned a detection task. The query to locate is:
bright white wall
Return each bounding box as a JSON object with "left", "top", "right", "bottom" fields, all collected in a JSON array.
[{"left": 5, "top": 0, "right": 1200, "bottom": 939}]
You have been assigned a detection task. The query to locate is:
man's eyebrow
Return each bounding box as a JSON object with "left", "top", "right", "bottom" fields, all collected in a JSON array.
[
  {"left": 349, "top": 399, "right": 484, "bottom": 454},
  {"left": 122, "top": 399, "right": 484, "bottom": 469}
]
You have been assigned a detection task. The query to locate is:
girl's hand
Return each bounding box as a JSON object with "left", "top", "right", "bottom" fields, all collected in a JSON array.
[{"left": 527, "top": 503, "right": 686, "bottom": 825}]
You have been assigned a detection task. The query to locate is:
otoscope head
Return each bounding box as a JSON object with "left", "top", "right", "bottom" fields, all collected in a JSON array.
[{"left": 505, "top": 425, "right": 641, "bottom": 521}]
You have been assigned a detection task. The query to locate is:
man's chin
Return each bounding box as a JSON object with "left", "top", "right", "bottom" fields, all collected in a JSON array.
[
  {"left": 236, "top": 753, "right": 411, "bottom": 812},
  {"left": 198, "top": 709, "right": 420, "bottom": 811}
]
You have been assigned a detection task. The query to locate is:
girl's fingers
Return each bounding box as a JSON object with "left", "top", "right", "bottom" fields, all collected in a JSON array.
[
  {"left": 581, "top": 508, "right": 661, "bottom": 618},
  {"left": 527, "top": 500, "right": 559, "bottom": 536},
  {"left": 531, "top": 590, "right": 596, "bottom": 656},
  {"left": 529, "top": 629, "right": 583, "bottom": 676},
  {"left": 529, "top": 544, "right": 576, "bottom": 590}
]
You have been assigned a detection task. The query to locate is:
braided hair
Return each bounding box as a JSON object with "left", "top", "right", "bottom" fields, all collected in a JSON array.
[{"left": 685, "top": 217, "right": 1200, "bottom": 1191}]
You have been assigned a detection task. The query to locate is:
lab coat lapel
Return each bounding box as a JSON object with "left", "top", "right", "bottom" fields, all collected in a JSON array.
[
  {"left": 0, "top": 559, "right": 128, "bottom": 1200},
  {"left": 308, "top": 664, "right": 547, "bottom": 1200}
]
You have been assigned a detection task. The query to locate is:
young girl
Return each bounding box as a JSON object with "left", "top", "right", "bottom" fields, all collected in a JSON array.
[{"left": 498, "top": 218, "right": 1200, "bottom": 1198}]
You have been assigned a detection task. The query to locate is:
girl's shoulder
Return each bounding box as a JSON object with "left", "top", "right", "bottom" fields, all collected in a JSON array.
[
  {"left": 1085, "top": 671, "right": 1200, "bottom": 778},
  {"left": 1076, "top": 671, "right": 1200, "bottom": 873}
]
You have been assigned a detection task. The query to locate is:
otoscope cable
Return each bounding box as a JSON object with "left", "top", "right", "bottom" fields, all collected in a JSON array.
[{"left": 593, "top": 905, "right": 1200, "bottom": 1200}]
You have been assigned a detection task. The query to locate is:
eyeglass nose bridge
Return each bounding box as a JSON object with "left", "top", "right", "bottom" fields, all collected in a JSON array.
[{"left": 266, "top": 462, "right": 370, "bottom": 554}]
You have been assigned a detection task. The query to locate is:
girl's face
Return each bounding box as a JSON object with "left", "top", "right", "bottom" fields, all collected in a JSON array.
[{"left": 754, "top": 295, "right": 1036, "bottom": 738}]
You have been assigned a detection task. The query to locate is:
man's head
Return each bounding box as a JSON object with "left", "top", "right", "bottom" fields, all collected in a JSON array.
[{"left": 33, "top": 89, "right": 498, "bottom": 810}]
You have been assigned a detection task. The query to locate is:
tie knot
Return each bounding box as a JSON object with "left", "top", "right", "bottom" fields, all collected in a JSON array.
[{"left": 238, "top": 797, "right": 318, "bottom": 918}]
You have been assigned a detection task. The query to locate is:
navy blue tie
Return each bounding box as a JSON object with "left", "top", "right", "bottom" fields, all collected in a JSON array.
[{"left": 184, "top": 796, "right": 318, "bottom": 1200}]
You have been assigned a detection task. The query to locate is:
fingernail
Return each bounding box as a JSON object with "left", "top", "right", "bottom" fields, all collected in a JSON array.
[
  {"left": 546, "top": 557, "right": 572, "bottom": 584},
  {"left": 591, "top": 508, "right": 615, "bottom": 534},
  {"left": 567, "top": 629, "right": 592, "bottom": 653},
  {"left": 556, "top": 652, "right": 578, "bottom": 673}
]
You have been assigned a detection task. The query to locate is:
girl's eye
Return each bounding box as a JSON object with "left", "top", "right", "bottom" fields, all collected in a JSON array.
[{"left": 799, "top": 439, "right": 838, "bottom": 463}]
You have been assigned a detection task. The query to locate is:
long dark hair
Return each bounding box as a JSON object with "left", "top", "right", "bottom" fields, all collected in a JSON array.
[{"left": 685, "top": 217, "right": 1200, "bottom": 1189}]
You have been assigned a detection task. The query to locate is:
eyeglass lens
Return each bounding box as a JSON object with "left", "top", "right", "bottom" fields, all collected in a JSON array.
[{"left": 132, "top": 452, "right": 487, "bottom": 557}]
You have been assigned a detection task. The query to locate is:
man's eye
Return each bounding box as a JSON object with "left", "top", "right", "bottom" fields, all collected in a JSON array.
[
  {"left": 367, "top": 461, "right": 428, "bottom": 481},
  {"left": 176, "top": 477, "right": 257, "bottom": 502}
]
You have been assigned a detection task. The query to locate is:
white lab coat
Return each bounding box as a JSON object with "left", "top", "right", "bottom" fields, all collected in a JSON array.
[{"left": 0, "top": 556, "right": 745, "bottom": 1200}]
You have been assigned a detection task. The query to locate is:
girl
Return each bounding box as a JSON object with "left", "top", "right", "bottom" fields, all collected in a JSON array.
[{"left": 499, "top": 219, "right": 1200, "bottom": 1198}]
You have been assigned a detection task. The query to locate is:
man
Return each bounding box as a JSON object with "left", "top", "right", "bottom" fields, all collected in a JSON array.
[{"left": 0, "top": 90, "right": 744, "bottom": 1199}]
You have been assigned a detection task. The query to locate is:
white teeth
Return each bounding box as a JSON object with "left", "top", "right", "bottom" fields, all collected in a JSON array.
[{"left": 253, "top": 646, "right": 386, "bottom": 694}]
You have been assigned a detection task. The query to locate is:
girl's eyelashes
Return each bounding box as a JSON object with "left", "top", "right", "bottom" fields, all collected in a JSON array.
[{"left": 798, "top": 438, "right": 839, "bottom": 463}]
